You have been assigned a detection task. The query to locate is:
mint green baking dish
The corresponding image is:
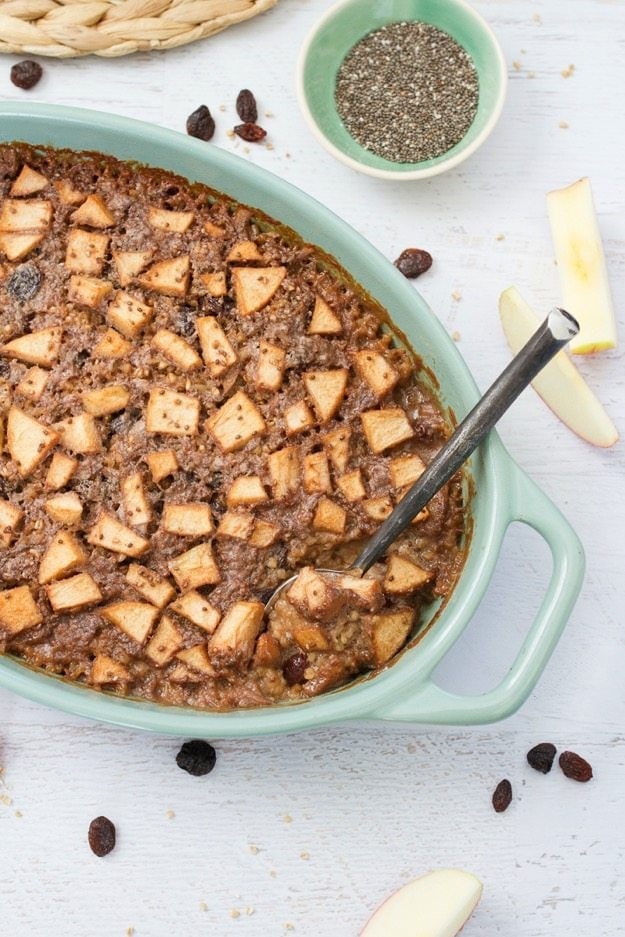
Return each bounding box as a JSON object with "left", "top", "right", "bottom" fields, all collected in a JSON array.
[{"left": 0, "top": 103, "right": 584, "bottom": 736}]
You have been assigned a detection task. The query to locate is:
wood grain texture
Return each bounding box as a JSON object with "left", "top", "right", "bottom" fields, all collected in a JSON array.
[{"left": 1, "top": 0, "right": 624, "bottom": 934}]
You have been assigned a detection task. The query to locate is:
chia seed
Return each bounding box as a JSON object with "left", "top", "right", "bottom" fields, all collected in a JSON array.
[{"left": 334, "top": 21, "right": 479, "bottom": 164}]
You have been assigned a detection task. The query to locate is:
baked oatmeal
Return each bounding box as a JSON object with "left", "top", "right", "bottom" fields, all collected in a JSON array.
[{"left": 0, "top": 143, "right": 465, "bottom": 710}]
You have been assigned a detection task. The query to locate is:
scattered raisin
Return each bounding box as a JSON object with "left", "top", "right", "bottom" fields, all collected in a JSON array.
[
  {"left": 559, "top": 750, "right": 593, "bottom": 782},
  {"left": 492, "top": 778, "right": 512, "bottom": 813},
  {"left": 283, "top": 652, "right": 308, "bottom": 686},
  {"left": 394, "top": 248, "right": 433, "bottom": 279},
  {"left": 10, "top": 60, "right": 43, "bottom": 90},
  {"left": 186, "top": 105, "right": 215, "bottom": 141},
  {"left": 233, "top": 123, "right": 267, "bottom": 143},
  {"left": 527, "top": 742, "right": 557, "bottom": 774},
  {"left": 176, "top": 739, "right": 217, "bottom": 776},
  {"left": 6, "top": 263, "right": 41, "bottom": 302},
  {"left": 88, "top": 816, "right": 116, "bottom": 857},
  {"left": 236, "top": 89, "right": 258, "bottom": 123},
  {"left": 177, "top": 306, "right": 196, "bottom": 337}
]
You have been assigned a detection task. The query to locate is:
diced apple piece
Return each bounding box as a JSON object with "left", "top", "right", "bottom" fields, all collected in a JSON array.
[
  {"left": 176, "top": 644, "right": 215, "bottom": 675},
  {"left": 146, "top": 387, "right": 200, "bottom": 436},
  {"left": 217, "top": 510, "right": 254, "bottom": 540},
  {"left": 200, "top": 271, "right": 227, "bottom": 297},
  {"left": 337, "top": 469, "right": 366, "bottom": 502},
  {"left": 91, "top": 654, "right": 130, "bottom": 685},
  {"left": 145, "top": 614, "right": 183, "bottom": 665},
  {"left": 197, "top": 316, "right": 237, "bottom": 377},
  {"left": 152, "top": 328, "right": 202, "bottom": 371},
  {"left": 499, "top": 287, "right": 619, "bottom": 447},
  {"left": 92, "top": 328, "right": 131, "bottom": 359},
  {"left": 294, "top": 626, "right": 329, "bottom": 652},
  {"left": 384, "top": 554, "right": 432, "bottom": 595},
  {"left": 170, "top": 591, "right": 221, "bottom": 633},
  {"left": 148, "top": 207, "right": 194, "bottom": 233},
  {"left": 45, "top": 452, "right": 78, "bottom": 490},
  {"left": 206, "top": 390, "right": 266, "bottom": 452},
  {"left": 285, "top": 399, "right": 315, "bottom": 436},
  {"left": 304, "top": 369, "right": 348, "bottom": 423},
  {"left": 121, "top": 472, "right": 151, "bottom": 526},
  {"left": 0, "top": 232, "right": 44, "bottom": 261},
  {"left": 362, "top": 496, "right": 393, "bottom": 522},
  {"left": 255, "top": 341, "right": 286, "bottom": 392},
  {"left": 361, "top": 868, "right": 483, "bottom": 937},
  {"left": 0, "top": 585, "right": 42, "bottom": 634},
  {"left": 369, "top": 607, "right": 415, "bottom": 666},
  {"left": 47, "top": 572, "right": 102, "bottom": 613},
  {"left": 101, "top": 600, "right": 159, "bottom": 644},
  {"left": 10, "top": 165, "right": 48, "bottom": 197},
  {"left": 0, "top": 198, "right": 52, "bottom": 231},
  {"left": 70, "top": 194, "right": 114, "bottom": 228},
  {"left": 65, "top": 228, "right": 109, "bottom": 275},
  {"left": 287, "top": 566, "right": 343, "bottom": 620},
  {"left": 45, "top": 492, "right": 83, "bottom": 525},
  {"left": 361, "top": 408, "right": 414, "bottom": 454},
  {"left": 162, "top": 502, "right": 213, "bottom": 537},
  {"left": 268, "top": 445, "right": 300, "bottom": 499},
  {"left": 55, "top": 180, "right": 84, "bottom": 206},
  {"left": 249, "top": 519, "right": 281, "bottom": 548},
  {"left": 107, "top": 291, "right": 153, "bottom": 338},
  {"left": 68, "top": 275, "right": 112, "bottom": 309},
  {"left": 303, "top": 451, "right": 332, "bottom": 494},
  {"left": 113, "top": 249, "right": 152, "bottom": 286},
  {"left": 307, "top": 296, "right": 342, "bottom": 335},
  {"left": 125, "top": 564, "right": 175, "bottom": 609},
  {"left": 313, "top": 497, "right": 347, "bottom": 534},
  {"left": 322, "top": 427, "right": 351, "bottom": 472},
  {"left": 83, "top": 385, "right": 129, "bottom": 416},
  {"left": 226, "top": 475, "right": 267, "bottom": 507},
  {"left": 16, "top": 366, "right": 48, "bottom": 401},
  {"left": 146, "top": 448, "right": 179, "bottom": 482},
  {"left": 139, "top": 256, "right": 190, "bottom": 297},
  {"left": 87, "top": 510, "right": 149, "bottom": 557},
  {"left": 168, "top": 542, "right": 220, "bottom": 590},
  {"left": 547, "top": 177, "right": 617, "bottom": 354},
  {"left": 208, "top": 600, "right": 264, "bottom": 661},
  {"left": 0, "top": 500, "right": 23, "bottom": 548},
  {"left": 55, "top": 412, "right": 101, "bottom": 454},
  {"left": 1, "top": 326, "right": 62, "bottom": 367},
  {"left": 390, "top": 453, "right": 426, "bottom": 489},
  {"left": 254, "top": 631, "right": 282, "bottom": 666},
  {"left": 355, "top": 349, "right": 399, "bottom": 398},
  {"left": 7, "top": 406, "right": 58, "bottom": 476},
  {"left": 204, "top": 219, "right": 226, "bottom": 237},
  {"left": 338, "top": 574, "right": 383, "bottom": 610},
  {"left": 232, "top": 265, "right": 286, "bottom": 315},
  {"left": 226, "top": 240, "right": 263, "bottom": 262},
  {"left": 38, "top": 531, "right": 86, "bottom": 584}
]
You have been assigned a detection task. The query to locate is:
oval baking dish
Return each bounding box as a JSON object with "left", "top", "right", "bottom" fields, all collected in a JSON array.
[{"left": 0, "top": 103, "right": 584, "bottom": 736}]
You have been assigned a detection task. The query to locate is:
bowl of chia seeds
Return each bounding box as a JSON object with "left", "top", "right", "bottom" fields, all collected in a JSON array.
[{"left": 296, "top": 0, "right": 507, "bottom": 180}]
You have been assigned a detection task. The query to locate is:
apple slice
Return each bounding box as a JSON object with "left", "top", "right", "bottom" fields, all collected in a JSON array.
[
  {"left": 499, "top": 287, "right": 618, "bottom": 448},
  {"left": 547, "top": 177, "right": 617, "bottom": 354},
  {"left": 361, "top": 869, "right": 482, "bottom": 937}
]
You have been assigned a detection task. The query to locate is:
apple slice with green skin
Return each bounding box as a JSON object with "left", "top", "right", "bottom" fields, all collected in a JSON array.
[
  {"left": 547, "top": 177, "right": 617, "bottom": 354},
  {"left": 361, "top": 869, "right": 482, "bottom": 937},
  {"left": 499, "top": 287, "right": 618, "bottom": 447}
]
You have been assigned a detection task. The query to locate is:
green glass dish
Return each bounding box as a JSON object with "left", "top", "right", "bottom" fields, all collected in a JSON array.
[
  {"left": 0, "top": 104, "right": 583, "bottom": 736},
  {"left": 296, "top": 0, "right": 507, "bottom": 179}
]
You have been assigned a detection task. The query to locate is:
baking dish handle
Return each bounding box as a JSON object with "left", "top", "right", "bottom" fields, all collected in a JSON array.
[{"left": 375, "top": 466, "right": 585, "bottom": 725}]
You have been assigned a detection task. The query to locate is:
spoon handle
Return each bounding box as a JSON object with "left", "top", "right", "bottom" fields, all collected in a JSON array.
[{"left": 352, "top": 307, "right": 579, "bottom": 574}]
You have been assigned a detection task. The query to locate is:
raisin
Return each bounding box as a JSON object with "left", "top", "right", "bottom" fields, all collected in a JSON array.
[
  {"left": 6, "top": 263, "right": 41, "bottom": 302},
  {"left": 527, "top": 742, "right": 557, "bottom": 774},
  {"left": 559, "top": 750, "right": 593, "bottom": 782},
  {"left": 394, "top": 248, "right": 433, "bottom": 279},
  {"left": 186, "top": 105, "right": 215, "bottom": 142},
  {"left": 233, "top": 123, "right": 267, "bottom": 143},
  {"left": 492, "top": 778, "right": 512, "bottom": 813},
  {"left": 177, "top": 306, "right": 196, "bottom": 337},
  {"left": 176, "top": 739, "right": 217, "bottom": 776},
  {"left": 10, "top": 60, "right": 43, "bottom": 90},
  {"left": 88, "top": 816, "right": 116, "bottom": 857},
  {"left": 236, "top": 89, "right": 258, "bottom": 124},
  {"left": 283, "top": 652, "right": 308, "bottom": 686}
]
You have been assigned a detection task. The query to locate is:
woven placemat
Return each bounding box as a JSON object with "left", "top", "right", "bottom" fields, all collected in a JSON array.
[{"left": 0, "top": 0, "right": 277, "bottom": 58}]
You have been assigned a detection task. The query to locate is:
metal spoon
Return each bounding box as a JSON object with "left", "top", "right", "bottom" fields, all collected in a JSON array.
[{"left": 264, "top": 307, "right": 579, "bottom": 613}]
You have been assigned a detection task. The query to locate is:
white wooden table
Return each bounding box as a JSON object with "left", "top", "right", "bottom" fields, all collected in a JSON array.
[{"left": 1, "top": 1, "right": 624, "bottom": 934}]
